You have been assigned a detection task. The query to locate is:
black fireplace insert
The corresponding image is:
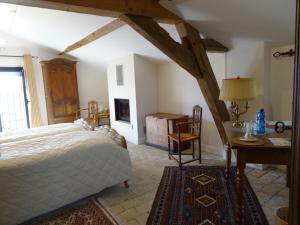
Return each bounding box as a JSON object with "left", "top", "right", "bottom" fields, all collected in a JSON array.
[{"left": 114, "top": 98, "right": 130, "bottom": 122}]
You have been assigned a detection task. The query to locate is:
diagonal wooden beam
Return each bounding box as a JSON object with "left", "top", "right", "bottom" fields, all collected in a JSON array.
[
  {"left": 120, "top": 14, "right": 201, "bottom": 78},
  {"left": 176, "top": 22, "right": 230, "bottom": 144},
  {"left": 121, "top": 14, "right": 229, "bottom": 144},
  {"left": 60, "top": 19, "right": 228, "bottom": 55},
  {"left": 0, "top": 0, "right": 181, "bottom": 24},
  {"left": 202, "top": 39, "right": 229, "bottom": 52},
  {"left": 175, "top": 24, "right": 228, "bottom": 53},
  {"left": 60, "top": 18, "right": 125, "bottom": 55}
]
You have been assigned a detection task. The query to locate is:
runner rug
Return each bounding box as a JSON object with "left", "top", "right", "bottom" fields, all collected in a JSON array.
[
  {"left": 147, "top": 166, "right": 269, "bottom": 225},
  {"left": 22, "top": 199, "right": 118, "bottom": 225}
]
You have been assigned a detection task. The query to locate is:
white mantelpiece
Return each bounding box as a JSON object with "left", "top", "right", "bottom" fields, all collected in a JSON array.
[{"left": 107, "top": 54, "right": 158, "bottom": 144}]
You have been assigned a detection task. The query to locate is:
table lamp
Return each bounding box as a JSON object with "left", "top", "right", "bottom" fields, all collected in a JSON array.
[{"left": 219, "top": 77, "right": 257, "bottom": 127}]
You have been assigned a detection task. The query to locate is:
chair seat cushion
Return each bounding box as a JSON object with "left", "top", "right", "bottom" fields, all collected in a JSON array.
[{"left": 168, "top": 133, "right": 198, "bottom": 142}]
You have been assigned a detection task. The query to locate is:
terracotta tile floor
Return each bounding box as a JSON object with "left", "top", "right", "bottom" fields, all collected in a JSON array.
[{"left": 97, "top": 143, "right": 288, "bottom": 225}]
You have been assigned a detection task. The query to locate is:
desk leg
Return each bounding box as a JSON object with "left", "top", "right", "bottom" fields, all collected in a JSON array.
[
  {"left": 236, "top": 152, "right": 245, "bottom": 225},
  {"left": 286, "top": 164, "right": 290, "bottom": 188},
  {"left": 225, "top": 143, "right": 231, "bottom": 182}
]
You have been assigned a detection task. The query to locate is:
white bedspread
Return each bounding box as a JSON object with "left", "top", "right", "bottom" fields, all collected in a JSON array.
[
  {"left": 0, "top": 123, "right": 84, "bottom": 144},
  {"left": 0, "top": 130, "right": 132, "bottom": 225}
]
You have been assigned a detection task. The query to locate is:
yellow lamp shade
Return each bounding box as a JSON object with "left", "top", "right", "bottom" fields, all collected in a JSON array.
[{"left": 219, "top": 77, "right": 257, "bottom": 101}]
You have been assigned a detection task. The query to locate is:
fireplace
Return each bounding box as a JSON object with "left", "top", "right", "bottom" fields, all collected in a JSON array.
[{"left": 114, "top": 98, "right": 130, "bottom": 122}]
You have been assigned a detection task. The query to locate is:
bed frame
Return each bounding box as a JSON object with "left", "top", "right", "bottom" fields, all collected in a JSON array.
[{"left": 98, "top": 126, "right": 129, "bottom": 188}]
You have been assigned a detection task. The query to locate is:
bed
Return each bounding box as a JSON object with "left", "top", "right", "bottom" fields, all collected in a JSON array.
[
  {"left": 0, "top": 126, "right": 132, "bottom": 225},
  {"left": 0, "top": 121, "right": 90, "bottom": 144}
]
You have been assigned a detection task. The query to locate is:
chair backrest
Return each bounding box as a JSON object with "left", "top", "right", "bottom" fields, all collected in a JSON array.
[
  {"left": 192, "top": 105, "right": 202, "bottom": 136},
  {"left": 87, "top": 101, "right": 99, "bottom": 119}
]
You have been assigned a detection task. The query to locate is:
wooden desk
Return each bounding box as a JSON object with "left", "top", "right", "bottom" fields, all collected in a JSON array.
[{"left": 223, "top": 121, "right": 291, "bottom": 225}]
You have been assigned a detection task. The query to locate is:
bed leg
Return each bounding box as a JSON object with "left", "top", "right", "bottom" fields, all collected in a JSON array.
[{"left": 124, "top": 180, "right": 129, "bottom": 188}]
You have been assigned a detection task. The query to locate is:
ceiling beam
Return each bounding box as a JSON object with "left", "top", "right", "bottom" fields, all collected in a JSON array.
[
  {"left": 60, "top": 18, "right": 125, "bottom": 55},
  {"left": 120, "top": 14, "right": 201, "bottom": 77},
  {"left": 60, "top": 18, "right": 228, "bottom": 55},
  {"left": 202, "top": 39, "right": 229, "bottom": 52},
  {"left": 176, "top": 21, "right": 230, "bottom": 143},
  {"left": 121, "top": 14, "right": 229, "bottom": 144},
  {"left": 0, "top": 0, "right": 181, "bottom": 24},
  {"left": 175, "top": 24, "right": 228, "bottom": 52}
]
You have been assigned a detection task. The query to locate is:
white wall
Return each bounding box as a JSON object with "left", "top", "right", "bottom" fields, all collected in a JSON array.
[
  {"left": 0, "top": 32, "right": 108, "bottom": 125},
  {"left": 76, "top": 60, "right": 109, "bottom": 117},
  {"left": 157, "top": 53, "right": 226, "bottom": 156},
  {"left": 226, "top": 39, "right": 265, "bottom": 121},
  {"left": 157, "top": 39, "right": 294, "bottom": 160},
  {"left": 0, "top": 33, "right": 58, "bottom": 125},
  {"left": 269, "top": 45, "right": 294, "bottom": 121},
  {"left": 107, "top": 54, "right": 158, "bottom": 144},
  {"left": 107, "top": 55, "right": 139, "bottom": 144},
  {"left": 134, "top": 54, "right": 158, "bottom": 143}
]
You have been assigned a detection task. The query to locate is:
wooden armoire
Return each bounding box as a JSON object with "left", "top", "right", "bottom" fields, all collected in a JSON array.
[{"left": 41, "top": 58, "right": 80, "bottom": 124}]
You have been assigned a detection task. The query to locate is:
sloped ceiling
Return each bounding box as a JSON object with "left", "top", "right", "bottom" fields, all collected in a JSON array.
[
  {"left": 0, "top": 0, "right": 295, "bottom": 71},
  {"left": 161, "top": 0, "right": 295, "bottom": 45}
]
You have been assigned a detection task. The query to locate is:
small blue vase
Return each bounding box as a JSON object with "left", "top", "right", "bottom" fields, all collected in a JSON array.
[{"left": 256, "top": 109, "right": 266, "bottom": 134}]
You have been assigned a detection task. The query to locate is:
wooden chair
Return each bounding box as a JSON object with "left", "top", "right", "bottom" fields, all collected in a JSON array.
[
  {"left": 167, "top": 105, "right": 202, "bottom": 168},
  {"left": 75, "top": 101, "right": 99, "bottom": 129}
]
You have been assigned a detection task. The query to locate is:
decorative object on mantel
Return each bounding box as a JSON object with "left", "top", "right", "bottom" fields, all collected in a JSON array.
[
  {"left": 219, "top": 77, "right": 257, "bottom": 127},
  {"left": 273, "top": 49, "right": 295, "bottom": 58}
]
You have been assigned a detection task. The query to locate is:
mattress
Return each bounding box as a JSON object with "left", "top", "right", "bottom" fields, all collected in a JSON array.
[
  {"left": 0, "top": 122, "right": 85, "bottom": 144},
  {"left": 0, "top": 130, "right": 132, "bottom": 225}
]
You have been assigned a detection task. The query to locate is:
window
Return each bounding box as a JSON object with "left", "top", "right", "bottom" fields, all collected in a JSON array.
[{"left": 0, "top": 67, "right": 30, "bottom": 132}]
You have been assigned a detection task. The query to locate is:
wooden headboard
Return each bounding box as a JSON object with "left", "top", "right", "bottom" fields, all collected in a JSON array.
[{"left": 98, "top": 126, "right": 127, "bottom": 150}]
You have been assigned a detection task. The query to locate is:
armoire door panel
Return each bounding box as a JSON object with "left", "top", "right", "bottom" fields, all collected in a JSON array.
[{"left": 41, "top": 58, "right": 79, "bottom": 124}]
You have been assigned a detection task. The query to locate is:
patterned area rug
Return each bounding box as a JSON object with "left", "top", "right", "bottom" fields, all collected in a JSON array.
[
  {"left": 23, "top": 199, "right": 118, "bottom": 225},
  {"left": 147, "top": 166, "right": 269, "bottom": 225}
]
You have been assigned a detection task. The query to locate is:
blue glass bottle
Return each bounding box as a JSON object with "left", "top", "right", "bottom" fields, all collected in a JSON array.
[{"left": 256, "top": 109, "right": 266, "bottom": 134}]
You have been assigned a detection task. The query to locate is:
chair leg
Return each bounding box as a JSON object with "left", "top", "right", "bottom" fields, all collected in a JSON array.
[
  {"left": 198, "top": 138, "right": 201, "bottom": 164},
  {"left": 192, "top": 141, "right": 195, "bottom": 159},
  {"left": 168, "top": 136, "right": 171, "bottom": 160}
]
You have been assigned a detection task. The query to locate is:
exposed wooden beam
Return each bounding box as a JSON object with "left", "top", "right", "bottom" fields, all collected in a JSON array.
[
  {"left": 202, "top": 39, "right": 229, "bottom": 52},
  {"left": 175, "top": 24, "right": 228, "bottom": 52},
  {"left": 176, "top": 22, "right": 230, "bottom": 143},
  {"left": 60, "top": 18, "right": 125, "bottom": 55},
  {"left": 60, "top": 19, "right": 227, "bottom": 55},
  {"left": 121, "top": 14, "right": 229, "bottom": 144},
  {"left": 120, "top": 14, "right": 201, "bottom": 78},
  {"left": 0, "top": 0, "right": 181, "bottom": 24}
]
